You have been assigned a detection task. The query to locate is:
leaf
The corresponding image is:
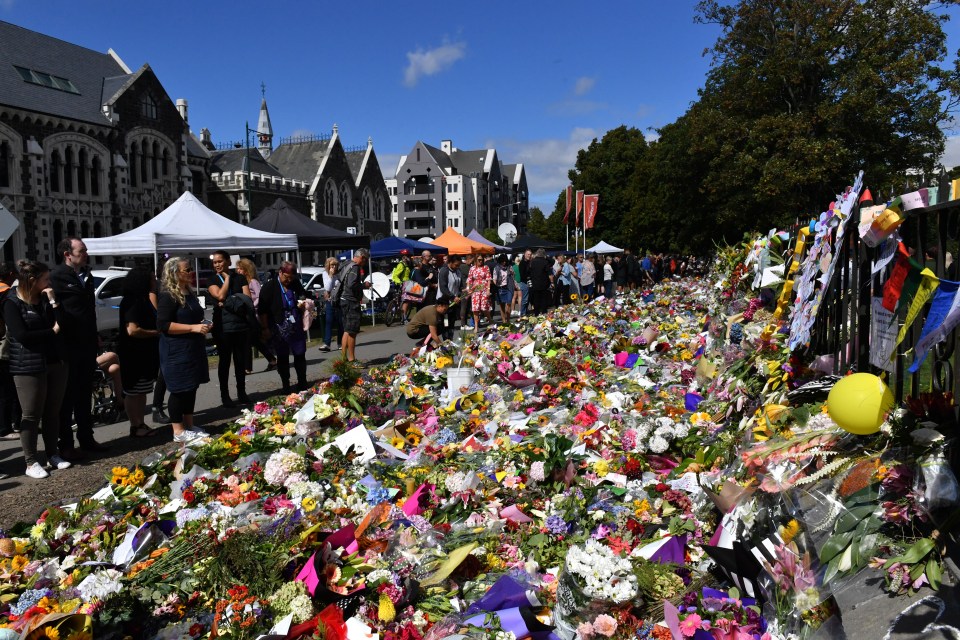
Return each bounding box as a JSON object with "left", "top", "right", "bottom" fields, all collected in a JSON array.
[
  {"left": 835, "top": 505, "right": 878, "bottom": 534},
  {"left": 926, "top": 557, "right": 942, "bottom": 590},
  {"left": 421, "top": 542, "right": 478, "bottom": 587},
  {"left": 526, "top": 534, "right": 547, "bottom": 548},
  {"left": 899, "top": 538, "right": 936, "bottom": 565},
  {"left": 824, "top": 556, "right": 841, "bottom": 585},
  {"left": 820, "top": 531, "right": 853, "bottom": 564}
]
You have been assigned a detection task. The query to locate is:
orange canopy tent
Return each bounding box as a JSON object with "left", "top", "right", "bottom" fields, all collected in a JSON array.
[{"left": 429, "top": 227, "right": 495, "bottom": 255}]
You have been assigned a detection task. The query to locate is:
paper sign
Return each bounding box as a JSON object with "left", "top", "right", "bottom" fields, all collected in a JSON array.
[
  {"left": 0, "top": 202, "right": 19, "bottom": 246},
  {"left": 316, "top": 426, "right": 377, "bottom": 463},
  {"left": 870, "top": 298, "right": 898, "bottom": 372}
]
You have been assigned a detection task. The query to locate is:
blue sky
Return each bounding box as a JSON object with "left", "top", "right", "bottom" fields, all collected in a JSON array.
[{"left": 3, "top": 1, "right": 960, "bottom": 211}]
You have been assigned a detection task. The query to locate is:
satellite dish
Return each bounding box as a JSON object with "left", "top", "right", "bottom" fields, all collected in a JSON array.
[
  {"left": 420, "top": 236, "right": 435, "bottom": 243},
  {"left": 363, "top": 272, "right": 391, "bottom": 301},
  {"left": 498, "top": 222, "right": 518, "bottom": 244}
]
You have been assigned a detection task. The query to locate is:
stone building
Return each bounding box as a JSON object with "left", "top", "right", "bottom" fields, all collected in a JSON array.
[{"left": 0, "top": 20, "right": 193, "bottom": 263}]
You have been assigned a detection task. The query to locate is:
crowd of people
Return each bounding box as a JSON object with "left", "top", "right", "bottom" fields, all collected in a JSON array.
[
  {"left": 0, "top": 237, "right": 700, "bottom": 481},
  {"left": 0, "top": 238, "right": 376, "bottom": 481},
  {"left": 389, "top": 247, "right": 701, "bottom": 354}
]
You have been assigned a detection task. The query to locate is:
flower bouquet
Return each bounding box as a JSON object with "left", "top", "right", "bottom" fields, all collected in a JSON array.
[
  {"left": 554, "top": 539, "right": 639, "bottom": 640},
  {"left": 664, "top": 587, "right": 766, "bottom": 640}
]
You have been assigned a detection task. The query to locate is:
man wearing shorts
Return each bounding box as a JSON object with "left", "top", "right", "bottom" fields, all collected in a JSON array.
[{"left": 339, "top": 248, "right": 370, "bottom": 364}]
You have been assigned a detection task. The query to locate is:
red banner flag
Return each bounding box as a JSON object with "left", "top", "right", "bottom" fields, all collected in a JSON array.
[
  {"left": 584, "top": 194, "right": 599, "bottom": 229},
  {"left": 563, "top": 185, "right": 573, "bottom": 224},
  {"left": 575, "top": 190, "right": 584, "bottom": 225}
]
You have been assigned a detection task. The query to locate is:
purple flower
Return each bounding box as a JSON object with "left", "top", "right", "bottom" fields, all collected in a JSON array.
[{"left": 545, "top": 515, "right": 569, "bottom": 535}]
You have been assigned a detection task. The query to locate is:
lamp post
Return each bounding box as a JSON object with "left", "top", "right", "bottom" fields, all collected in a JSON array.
[{"left": 496, "top": 201, "right": 525, "bottom": 228}]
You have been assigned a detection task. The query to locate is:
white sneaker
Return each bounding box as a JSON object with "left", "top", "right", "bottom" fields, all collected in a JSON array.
[
  {"left": 173, "top": 428, "right": 208, "bottom": 443},
  {"left": 49, "top": 455, "right": 71, "bottom": 470},
  {"left": 25, "top": 463, "right": 49, "bottom": 479},
  {"left": 186, "top": 426, "right": 209, "bottom": 436}
]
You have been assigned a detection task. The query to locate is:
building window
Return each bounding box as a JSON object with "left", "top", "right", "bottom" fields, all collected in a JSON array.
[
  {"left": 324, "top": 181, "right": 336, "bottom": 217},
  {"left": 162, "top": 148, "right": 170, "bottom": 177},
  {"left": 63, "top": 147, "right": 74, "bottom": 194},
  {"left": 151, "top": 141, "right": 160, "bottom": 181},
  {"left": 49, "top": 150, "right": 61, "bottom": 192},
  {"left": 14, "top": 66, "right": 80, "bottom": 94},
  {"left": 140, "top": 93, "right": 158, "bottom": 119},
  {"left": 338, "top": 183, "right": 351, "bottom": 218},
  {"left": 454, "top": 201, "right": 459, "bottom": 210},
  {"left": 393, "top": 204, "right": 398, "bottom": 213},
  {"left": 77, "top": 148, "right": 87, "bottom": 195},
  {"left": 447, "top": 201, "right": 452, "bottom": 211},
  {"left": 140, "top": 142, "right": 148, "bottom": 184},
  {"left": 91, "top": 156, "right": 101, "bottom": 196},
  {"left": 129, "top": 143, "right": 138, "bottom": 187},
  {"left": 362, "top": 189, "right": 372, "bottom": 220}
]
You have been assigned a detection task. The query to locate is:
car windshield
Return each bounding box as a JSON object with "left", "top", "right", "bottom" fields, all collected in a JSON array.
[
  {"left": 299, "top": 274, "right": 311, "bottom": 286},
  {"left": 92, "top": 276, "right": 104, "bottom": 288}
]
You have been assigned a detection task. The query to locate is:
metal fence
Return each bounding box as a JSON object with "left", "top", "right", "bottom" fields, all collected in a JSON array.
[{"left": 800, "top": 172, "right": 960, "bottom": 405}]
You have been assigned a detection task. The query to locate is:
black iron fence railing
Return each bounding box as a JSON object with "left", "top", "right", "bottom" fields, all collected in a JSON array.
[{"left": 801, "top": 172, "right": 960, "bottom": 406}]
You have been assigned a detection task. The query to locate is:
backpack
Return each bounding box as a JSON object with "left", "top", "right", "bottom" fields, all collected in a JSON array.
[{"left": 329, "top": 262, "right": 355, "bottom": 304}]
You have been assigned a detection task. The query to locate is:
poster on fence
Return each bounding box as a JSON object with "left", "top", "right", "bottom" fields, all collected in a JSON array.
[{"left": 870, "top": 297, "right": 898, "bottom": 372}]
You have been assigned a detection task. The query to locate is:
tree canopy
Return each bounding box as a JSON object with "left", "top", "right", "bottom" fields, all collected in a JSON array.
[{"left": 554, "top": 0, "right": 960, "bottom": 254}]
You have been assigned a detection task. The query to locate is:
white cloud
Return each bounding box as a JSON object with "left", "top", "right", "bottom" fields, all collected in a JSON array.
[
  {"left": 573, "top": 76, "right": 595, "bottom": 96},
  {"left": 403, "top": 41, "right": 466, "bottom": 88},
  {"left": 485, "top": 127, "right": 599, "bottom": 209},
  {"left": 941, "top": 136, "right": 960, "bottom": 169},
  {"left": 644, "top": 131, "right": 660, "bottom": 143}
]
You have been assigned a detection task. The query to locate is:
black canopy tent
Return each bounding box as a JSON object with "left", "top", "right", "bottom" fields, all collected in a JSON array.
[
  {"left": 507, "top": 233, "right": 564, "bottom": 252},
  {"left": 248, "top": 198, "right": 370, "bottom": 250}
]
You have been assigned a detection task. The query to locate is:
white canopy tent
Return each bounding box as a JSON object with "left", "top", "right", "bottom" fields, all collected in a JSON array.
[
  {"left": 585, "top": 240, "right": 623, "bottom": 254},
  {"left": 83, "top": 191, "right": 298, "bottom": 256}
]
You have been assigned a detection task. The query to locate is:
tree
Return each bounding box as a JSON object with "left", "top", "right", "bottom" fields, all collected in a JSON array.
[
  {"left": 555, "top": 126, "right": 650, "bottom": 248},
  {"left": 481, "top": 228, "right": 501, "bottom": 245},
  {"left": 529, "top": 204, "right": 566, "bottom": 243},
  {"left": 681, "top": 0, "right": 960, "bottom": 237}
]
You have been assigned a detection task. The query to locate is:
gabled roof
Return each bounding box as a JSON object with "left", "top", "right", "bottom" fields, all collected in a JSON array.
[
  {"left": 502, "top": 163, "right": 524, "bottom": 184},
  {"left": 267, "top": 139, "right": 331, "bottom": 183},
  {"left": 450, "top": 148, "right": 490, "bottom": 175},
  {"left": 185, "top": 131, "right": 211, "bottom": 160},
  {"left": 208, "top": 147, "right": 282, "bottom": 178},
  {"left": 0, "top": 20, "right": 126, "bottom": 125},
  {"left": 421, "top": 142, "right": 455, "bottom": 172},
  {"left": 345, "top": 150, "right": 366, "bottom": 182}
]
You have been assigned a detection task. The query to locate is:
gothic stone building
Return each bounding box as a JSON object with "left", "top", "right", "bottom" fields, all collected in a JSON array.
[{"left": 0, "top": 21, "right": 193, "bottom": 264}]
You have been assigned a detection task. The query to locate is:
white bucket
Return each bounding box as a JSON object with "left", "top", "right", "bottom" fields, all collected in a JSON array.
[{"left": 446, "top": 367, "right": 475, "bottom": 396}]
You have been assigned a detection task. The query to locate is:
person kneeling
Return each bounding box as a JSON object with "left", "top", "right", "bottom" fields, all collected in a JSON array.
[{"left": 407, "top": 298, "right": 450, "bottom": 357}]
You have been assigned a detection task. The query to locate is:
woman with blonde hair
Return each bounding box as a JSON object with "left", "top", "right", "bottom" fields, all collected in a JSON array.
[
  {"left": 158, "top": 257, "right": 210, "bottom": 443},
  {"left": 236, "top": 258, "right": 276, "bottom": 372},
  {"left": 319, "top": 256, "right": 342, "bottom": 352}
]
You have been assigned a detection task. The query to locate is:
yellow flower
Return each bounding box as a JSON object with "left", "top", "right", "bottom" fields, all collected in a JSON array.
[
  {"left": 390, "top": 436, "right": 406, "bottom": 450},
  {"left": 301, "top": 497, "right": 317, "bottom": 512},
  {"left": 111, "top": 466, "right": 130, "bottom": 478},
  {"left": 378, "top": 593, "right": 396, "bottom": 622},
  {"left": 10, "top": 554, "right": 27, "bottom": 572},
  {"left": 780, "top": 519, "right": 801, "bottom": 545},
  {"left": 66, "top": 632, "right": 93, "bottom": 640},
  {"left": 513, "top": 390, "right": 524, "bottom": 403},
  {"left": 634, "top": 499, "right": 651, "bottom": 517},
  {"left": 37, "top": 628, "right": 60, "bottom": 640},
  {"left": 435, "top": 356, "right": 453, "bottom": 369},
  {"left": 593, "top": 460, "right": 609, "bottom": 477}
]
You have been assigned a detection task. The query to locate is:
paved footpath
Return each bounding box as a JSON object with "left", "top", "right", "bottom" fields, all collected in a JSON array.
[{"left": 0, "top": 320, "right": 413, "bottom": 489}]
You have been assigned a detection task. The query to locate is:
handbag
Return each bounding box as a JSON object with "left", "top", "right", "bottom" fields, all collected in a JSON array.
[{"left": 401, "top": 279, "right": 425, "bottom": 303}]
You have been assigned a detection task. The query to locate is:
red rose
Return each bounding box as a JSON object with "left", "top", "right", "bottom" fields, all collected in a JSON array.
[{"left": 182, "top": 489, "right": 196, "bottom": 503}]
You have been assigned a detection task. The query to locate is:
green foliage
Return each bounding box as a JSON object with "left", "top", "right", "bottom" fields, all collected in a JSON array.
[
  {"left": 548, "top": 0, "right": 960, "bottom": 255},
  {"left": 480, "top": 228, "right": 501, "bottom": 244},
  {"left": 528, "top": 204, "right": 566, "bottom": 243}
]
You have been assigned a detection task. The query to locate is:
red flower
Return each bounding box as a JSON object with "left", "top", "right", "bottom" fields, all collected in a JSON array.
[
  {"left": 317, "top": 604, "right": 347, "bottom": 640},
  {"left": 182, "top": 489, "right": 196, "bottom": 504}
]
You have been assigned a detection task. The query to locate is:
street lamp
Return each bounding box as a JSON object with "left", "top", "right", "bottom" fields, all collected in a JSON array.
[{"left": 496, "top": 201, "right": 525, "bottom": 228}]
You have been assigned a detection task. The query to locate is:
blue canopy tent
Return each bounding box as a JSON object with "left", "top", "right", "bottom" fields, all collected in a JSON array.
[{"left": 370, "top": 236, "right": 449, "bottom": 260}]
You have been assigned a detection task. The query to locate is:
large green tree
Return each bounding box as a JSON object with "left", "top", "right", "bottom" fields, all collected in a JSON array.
[
  {"left": 680, "top": 0, "right": 960, "bottom": 237},
  {"left": 553, "top": 126, "right": 650, "bottom": 248}
]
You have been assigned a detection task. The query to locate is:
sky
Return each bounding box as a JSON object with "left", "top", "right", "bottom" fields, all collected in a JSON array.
[{"left": 3, "top": 1, "right": 960, "bottom": 212}]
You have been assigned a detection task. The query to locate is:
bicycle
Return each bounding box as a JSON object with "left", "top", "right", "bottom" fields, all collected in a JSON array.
[{"left": 383, "top": 284, "right": 403, "bottom": 327}]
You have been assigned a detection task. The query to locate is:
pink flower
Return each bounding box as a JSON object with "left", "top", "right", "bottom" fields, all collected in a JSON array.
[
  {"left": 254, "top": 402, "right": 270, "bottom": 414},
  {"left": 576, "top": 622, "right": 594, "bottom": 638},
  {"left": 679, "top": 613, "right": 703, "bottom": 637},
  {"left": 592, "top": 615, "right": 617, "bottom": 637}
]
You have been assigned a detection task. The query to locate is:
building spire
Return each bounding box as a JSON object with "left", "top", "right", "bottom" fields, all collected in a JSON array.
[{"left": 257, "top": 83, "right": 273, "bottom": 159}]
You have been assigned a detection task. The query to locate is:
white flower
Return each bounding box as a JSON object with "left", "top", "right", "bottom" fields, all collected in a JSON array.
[
  {"left": 77, "top": 568, "right": 124, "bottom": 602},
  {"left": 648, "top": 435, "right": 669, "bottom": 453}
]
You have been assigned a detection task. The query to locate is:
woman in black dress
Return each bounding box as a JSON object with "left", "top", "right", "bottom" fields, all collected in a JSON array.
[
  {"left": 158, "top": 257, "right": 211, "bottom": 444},
  {"left": 118, "top": 267, "right": 162, "bottom": 438}
]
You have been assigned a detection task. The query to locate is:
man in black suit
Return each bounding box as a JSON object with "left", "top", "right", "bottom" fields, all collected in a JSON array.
[
  {"left": 529, "top": 248, "right": 554, "bottom": 315},
  {"left": 51, "top": 237, "right": 108, "bottom": 458}
]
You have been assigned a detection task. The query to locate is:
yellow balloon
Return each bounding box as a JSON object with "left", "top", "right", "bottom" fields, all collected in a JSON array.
[{"left": 826, "top": 373, "right": 895, "bottom": 435}]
